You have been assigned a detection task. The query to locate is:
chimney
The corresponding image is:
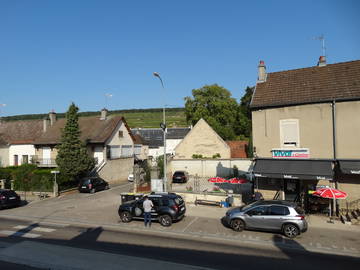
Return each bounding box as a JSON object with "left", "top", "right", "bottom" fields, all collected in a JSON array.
[
  {"left": 43, "top": 117, "right": 50, "bottom": 132},
  {"left": 100, "top": 108, "right": 108, "bottom": 120},
  {"left": 49, "top": 111, "right": 56, "bottom": 126},
  {"left": 257, "top": 60, "right": 267, "bottom": 83},
  {"left": 317, "top": 56, "right": 326, "bottom": 67}
]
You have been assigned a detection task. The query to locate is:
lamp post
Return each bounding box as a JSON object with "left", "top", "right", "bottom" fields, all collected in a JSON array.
[{"left": 153, "top": 72, "right": 167, "bottom": 192}]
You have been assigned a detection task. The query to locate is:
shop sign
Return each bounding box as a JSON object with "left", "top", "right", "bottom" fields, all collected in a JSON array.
[{"left": 271, "top": 148, "right": 310, "bottom": 159}]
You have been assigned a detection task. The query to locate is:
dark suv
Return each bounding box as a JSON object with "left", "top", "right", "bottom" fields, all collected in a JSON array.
[
  {"left": 78, "top": 177, "right": 109, "bottom": 194},
  {"left": 172, "top": 171, "right": 189, "bottom": 183},
  {"left": 118, "top": 192, "right": 186, "bottom": 226},
  {"left": 0, "top": 189, "right": 21, "bottom": 210}
]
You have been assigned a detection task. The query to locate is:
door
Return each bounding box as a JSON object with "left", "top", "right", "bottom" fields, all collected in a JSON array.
[
  {"left": 284, "top": 179, "right": 300, "bottom": 201},
  {"left": 42, "top": 147, "right": 51, "bottom": 165},
  {"left": 149, "top": 197, "right": 160, "bottom": 219},
  {"left": 94, "top": 146, "right": 104, "bottom": 165},
  {"left": 14, "top": 155, "right": 18, "bottom": 166},
  {"left": 244, "top": 206, "right": 269, "bottom": 229},
  {"left": 266, "top": 205, "right": 291, "bottom": 230}
]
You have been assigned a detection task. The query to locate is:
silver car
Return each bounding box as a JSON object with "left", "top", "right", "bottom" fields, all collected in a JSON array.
[{"left": 225, "top": 200, "right": 307, "bottom": 238}]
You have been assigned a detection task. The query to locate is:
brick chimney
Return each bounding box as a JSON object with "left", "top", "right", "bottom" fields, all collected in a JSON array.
[
  {"left": 257, "top": 60, "right": 267, "bottom": 83},
  {"left": 317, "top": 56, "right": 326, "bottom": 67},
  {"left": 100, "top": 108, "right": 108, "bottom": 120},
  {"left": 49, "top": 111, "right": 56, "bottom": 126}
]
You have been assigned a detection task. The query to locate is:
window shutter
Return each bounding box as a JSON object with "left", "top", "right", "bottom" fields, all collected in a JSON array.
[{"left": 280, "top": 119, "right": 299, "bottom": 147}]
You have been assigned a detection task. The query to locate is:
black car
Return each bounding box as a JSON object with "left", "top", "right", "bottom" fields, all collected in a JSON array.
[
  {"left": 118, "top": 192, "right": 186, "bottom": 226},
  {"left": 172, "top": 171, "right": 189, "bottom": 183},
  {"left": 78, "top": 177, "right": 109, "bottom": 193},
  {"left": 0, "top": 189, "right": 21, "bottom": 210}
]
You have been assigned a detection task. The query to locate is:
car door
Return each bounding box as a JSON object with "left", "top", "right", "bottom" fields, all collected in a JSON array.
[
  {"left": 149, "top": 197, "right": 161, "bottom": 219},
  {"left": 133, "top": 199, "right": 145, "bottom": 218},
  {"left": 244, "top": 206, "right": 269, "bottom": 229},
  {"left": 266, "top": 205, "right": 291, "bottom": 230}
]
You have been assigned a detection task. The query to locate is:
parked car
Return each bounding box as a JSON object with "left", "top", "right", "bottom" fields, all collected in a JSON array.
[
  {"left": 78, "top": 177, "right": 109, "bottom": 194},
  {"left": 172, "top": 171, "right": 189, "bottom": 183},
  {"left": 128, "top": 173, "right": 134, "bottom": 182},
  {"left": 224, "top": 200, "right": 307, "bottom": 238},
  {"left": 0, "top": 189, "right": 21, "bottom": 210},
  {"left": 118, "top": 192, "right": 186, "bottom": 226}
]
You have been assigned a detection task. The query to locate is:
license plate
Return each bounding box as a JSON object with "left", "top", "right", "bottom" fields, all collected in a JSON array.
[
  {"left": 81, "top": 186, "right": 86, "bottom": 189},
  {"left": 9, "top": 197, "right": 16, "bottom": 200},
  {"left": 181, "top": 207, "right": 185, "bottom": 211}
]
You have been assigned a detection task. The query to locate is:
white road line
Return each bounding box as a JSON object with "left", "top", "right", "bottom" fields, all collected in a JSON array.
[
  {"left": 0, "top": 230, "right": 41, "bottom": 239},
  {"left": 182, "top": 217, "right": 199, "bottom": 232},
  {"left": 13, "top": 225, "right": 56, "bottom": 233},
  {"left": 38, "top": 222, "right": 70, "bottom": 228}
]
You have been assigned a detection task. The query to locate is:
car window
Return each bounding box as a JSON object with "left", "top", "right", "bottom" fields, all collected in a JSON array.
[
  {"left": 174, "top": 196, "right": 183, "bottom": 205},
  {"left": 269, "top": 205, "right": 290, "bottom": 216},
  {"left": 295, "top": 206, "right": 305, "bottom": 215},
  {"left": 82, "top": 179, "right": 91, "bottom": 185},
  {"left": 174, "top": 172, "right": 185, "bottom": 176},
  {"left": 150, "top": 197, "right": 160, "bottom": 207},
  {"left": 246, "top": 206, "right": 268, "bottom": 216},
  {"left": 162, "top": 199, "right": 170, "bottom": 206}
]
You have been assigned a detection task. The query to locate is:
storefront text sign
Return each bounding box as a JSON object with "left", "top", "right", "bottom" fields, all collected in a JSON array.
[{"left": 271, "top": 148, "right": 310, "bottom": 159}]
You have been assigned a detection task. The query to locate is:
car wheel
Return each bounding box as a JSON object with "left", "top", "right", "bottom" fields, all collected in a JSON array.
[
  {"left": 283, "top": 224, "right": 299, "bottom": 238},
  {"left": 230, "top": 219, "right": 245, "bottom": 232},
  {"left": 159, "top": 215, "right": 172, "bottom": 227},
  {"left": 90, "top": 188, "right": 95, "bottom": 194},
  {"left": 120, "top": 211, "right": 132, "bottom": 223}
]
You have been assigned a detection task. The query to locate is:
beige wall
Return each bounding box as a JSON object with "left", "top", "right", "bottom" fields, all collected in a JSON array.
[
  {"left": 98, "top": 157, "right": 134, "bottom": 183},
  {"left": 174, "top": 119, "right": 231, "bottom": 159},
  {"left": 0, "top": 146, "right": 9, "bottom": 167},
  {"left": 336, "top": 101, "right": 360, "bottom": 158},
  {"left": 252, "top": 101, "right": 360, "bottom": 159}
]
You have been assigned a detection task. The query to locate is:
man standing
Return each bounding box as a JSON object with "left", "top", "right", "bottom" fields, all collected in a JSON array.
[{"left": 143, "top": 195, "right": 154, "bottom": 227}]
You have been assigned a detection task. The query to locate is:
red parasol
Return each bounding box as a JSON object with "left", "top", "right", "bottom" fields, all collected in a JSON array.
[
  {"left": 312, "top": 188, "right": 347, "bottom": 199},
  {"left": 228, "top": 178, "right": 248, "bottom": 184},
  {"left": 207, "top": 177, "right": 227, "bottom": 183}
]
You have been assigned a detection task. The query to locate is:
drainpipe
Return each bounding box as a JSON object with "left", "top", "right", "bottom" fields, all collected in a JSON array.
[{"left": 332, "top": 100, "right": 339, "bottom": 215}]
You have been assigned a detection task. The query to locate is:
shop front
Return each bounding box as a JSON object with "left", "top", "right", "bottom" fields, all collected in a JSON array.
[{"left": 252, "top": 158, "right": 334, "bottom": 212}]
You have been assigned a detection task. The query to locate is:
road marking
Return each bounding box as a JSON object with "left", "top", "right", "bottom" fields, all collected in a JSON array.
[
  {"left": 182, "top": 217, "right": 199, "bottom": 232},
  {"left": 13, "top": 225, "right": 56, "bottom": 233},
  {"left": 38, "top": 222, "right": 69, "bottom": 228},
  {"left": 0, "top": 230, "right": 41, "bottom": 238}
]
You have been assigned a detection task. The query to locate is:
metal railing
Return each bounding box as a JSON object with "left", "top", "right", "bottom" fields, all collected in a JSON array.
[{"left": 32, "top": 157, "right": 57, "bottom": 167}]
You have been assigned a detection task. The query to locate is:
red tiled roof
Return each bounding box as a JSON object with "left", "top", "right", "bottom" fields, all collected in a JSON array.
[
  {"left": 251, "top": 60, "right": 360, "bottom": 109},
  {"left": 226, "top": 141, "right": 248, "bottom": 158}
]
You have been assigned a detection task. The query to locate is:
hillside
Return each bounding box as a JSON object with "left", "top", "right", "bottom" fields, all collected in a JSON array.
[{"left": 1, "top": 108, "right": 188, "bottom": 128}]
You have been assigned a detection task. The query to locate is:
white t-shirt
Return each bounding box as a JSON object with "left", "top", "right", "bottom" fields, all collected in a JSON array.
[{"left": 143, "top": 199, "right": 154, "bottom": 213}]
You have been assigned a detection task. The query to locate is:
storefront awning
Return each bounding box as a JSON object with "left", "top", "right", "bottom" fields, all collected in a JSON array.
[
  {"left": 338, "top": 160, "right": 360, "bottom": 175},
  {"left": 253, "top": 159, "right": 334, "bottom": 180}
]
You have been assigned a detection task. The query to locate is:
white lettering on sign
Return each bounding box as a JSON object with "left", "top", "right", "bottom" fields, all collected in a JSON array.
[{"left": 272, "top": 148, "right": 310, "bottom": 159}]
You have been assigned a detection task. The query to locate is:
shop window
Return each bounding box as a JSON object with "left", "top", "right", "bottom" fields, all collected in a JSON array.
[{"left": 280, "top": 119, "right": 299, "bottom": 147}]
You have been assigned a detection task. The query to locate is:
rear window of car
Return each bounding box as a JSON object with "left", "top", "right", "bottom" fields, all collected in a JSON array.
[
  {"left": 295, "top": 206, "right": 305, "bottom": 215},
  {"left": 174, "top": 196, "right": 184, "bottom": 205},
  {"left": 1, "top": 190, "right": 17, "bottom": 196},
  {"left": 81, "top": 179, "right": 91, "bottom": 185},
  {"left": 174, "top": 172, "right": 185, "bottom": 176}
]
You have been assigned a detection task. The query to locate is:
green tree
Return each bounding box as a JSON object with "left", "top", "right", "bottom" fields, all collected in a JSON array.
[
  {"left": 56, "top": 103, "right": 95, "bottom": 182},
  {"left": 235, "top": 86, "right": 254, "bottom": 139},
  {"left": 184, "top": 84, "right": 239, "bottom": 140}
]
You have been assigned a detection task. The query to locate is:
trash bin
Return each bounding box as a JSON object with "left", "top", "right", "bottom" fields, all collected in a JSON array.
[{"left": 226, "top": 195, "right": 234, "bottom": 207}]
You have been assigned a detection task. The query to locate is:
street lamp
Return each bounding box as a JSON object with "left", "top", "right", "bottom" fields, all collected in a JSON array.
[{"left": 153, "top": 72, "right": 167, "bottom": 192}]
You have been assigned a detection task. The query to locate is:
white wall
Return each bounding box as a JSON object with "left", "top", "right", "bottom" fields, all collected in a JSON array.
[
  {"left": 9, "top": 144, "right": 36, "bottom": 166},
  {"left": 169, "top": 159, "right": 253, "bottom": 177}
]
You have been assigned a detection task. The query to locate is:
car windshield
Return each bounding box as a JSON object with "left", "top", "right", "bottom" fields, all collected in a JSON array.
[
  {"left": 241, "top": 200, "right": 263, "bottom": 211},
  {"left": 174, "top": 172, "right": 184, "bottom": 176}
]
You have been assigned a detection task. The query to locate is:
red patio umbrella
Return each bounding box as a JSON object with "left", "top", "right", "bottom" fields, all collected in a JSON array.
[
  {"left": 207, "top": 177, "right": 227, "bottom": 183},
  {"left": 312, "top": 188, "right": 347, "bottom": 218},
  {"left": 228, "top": 178, "right": 248, "bottom": 184}
]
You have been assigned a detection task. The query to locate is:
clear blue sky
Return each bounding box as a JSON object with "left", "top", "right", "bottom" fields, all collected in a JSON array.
[{"left": 1, "top": 0, "right": 359, "bottom": 117}]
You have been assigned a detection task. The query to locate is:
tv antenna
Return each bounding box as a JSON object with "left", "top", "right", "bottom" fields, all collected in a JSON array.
[
  {"left": 314, "top": 35, "right": 326, "bottom": 56},
  {"left": 104, "top": 93, "right": 113, "bottom": 109}
]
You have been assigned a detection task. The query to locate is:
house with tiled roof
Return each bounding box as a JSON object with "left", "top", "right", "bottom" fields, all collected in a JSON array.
[
  {"left": 32, "top": 109, "right": 135, "bottom": 183},
  {"left": 0, "top": 119, "right": 44, "bottom": 167},
  {"left": 250, "top": 57, "right": 360, "bottom": 209},
  {"left": 226, "top": 141, "right": 248, "bottom": 158}
]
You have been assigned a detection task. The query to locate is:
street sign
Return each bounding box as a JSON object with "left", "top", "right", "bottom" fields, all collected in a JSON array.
[{"left": 51, "top": 171, "right": 60, "bottom": 174}]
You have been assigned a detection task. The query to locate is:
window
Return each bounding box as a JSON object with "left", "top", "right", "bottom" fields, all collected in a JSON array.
[
  {"left": 246, "top": 206, "right": 268, "bottom": 216},
  {"left": 108, "top": 146, "right": 121, "bottom": 159},
  {"left": 22, "top": 155, "right": 28, "bottom": 164},
  {"left": 134, "top": 145, "right": 142, "bottom": 155},
  {"left": 119, "top": 131, "right": 123, "bottom": 138},
  {"left": 269, "top": 205, "right": 290, "bottom": 216},
  {"left": 121, "top": 145, "right": 133, "bottom": 157},
  {"left": 14, "top": 155, "right": 18, "bottom": 166},
  {"left": 280, "top": 119, "right": 299, "bottom": 147}
]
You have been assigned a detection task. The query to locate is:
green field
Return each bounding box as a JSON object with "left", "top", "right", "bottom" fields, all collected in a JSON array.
[{"left": 2, "top": 108, "right": 189, "bottom": 129}]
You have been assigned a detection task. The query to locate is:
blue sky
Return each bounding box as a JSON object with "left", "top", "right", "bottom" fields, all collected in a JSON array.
[{"left": 1, "top": 0, "right": 359, "bottom": 117}]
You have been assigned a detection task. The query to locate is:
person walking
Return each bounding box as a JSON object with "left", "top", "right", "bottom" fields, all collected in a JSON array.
[{"left": 143, "top": 195, "right": 154, "bottom": 227}]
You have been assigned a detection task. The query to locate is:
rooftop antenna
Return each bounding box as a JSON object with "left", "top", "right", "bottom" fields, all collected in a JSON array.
[
  {"left": 105, "top": 93, "right": 113, "bottom": 109},
  {"left": 314, "top": 34, "right": 326, "bottom": 56}
]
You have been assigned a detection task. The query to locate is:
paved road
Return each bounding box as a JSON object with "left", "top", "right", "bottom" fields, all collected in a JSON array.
[
  {"left": 0, "top": 181, "right": 359, "bottom": 269},
  {"left": 0, "top": 218, "right": 359, "bottom": 270}
]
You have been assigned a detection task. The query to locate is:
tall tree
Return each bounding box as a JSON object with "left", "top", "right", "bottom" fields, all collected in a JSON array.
[
  {"left": 236, "top": 86, "right": 254, "bottom": 138},
  {"left": 184, "top": 84, "right": 239, "bottom": 140},
  {"left": 56, "top": 103, "right": 95, "bottom": 182}
]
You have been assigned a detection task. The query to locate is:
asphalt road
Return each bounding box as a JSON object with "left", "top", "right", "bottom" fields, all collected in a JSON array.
[{"left": 0, "top": 218, "right": 359, "bottom": 270}]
